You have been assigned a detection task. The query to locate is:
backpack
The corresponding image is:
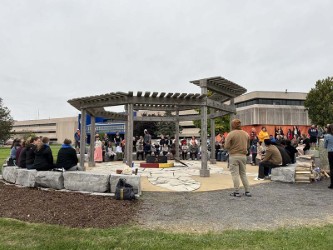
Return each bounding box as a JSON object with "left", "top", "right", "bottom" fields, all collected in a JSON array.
[
  {"left": 275, "top": 145, "right": 291, "bottom": 166},
  {"left": 115, "top": 178, "right": 136, "bottom": 200}
]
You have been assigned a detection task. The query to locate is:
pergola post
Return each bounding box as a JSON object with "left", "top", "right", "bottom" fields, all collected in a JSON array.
[
  {"left": 200, "top": 79, "right": 210, "bottom": 177},
  {"left": 229, "top": 98, "right": 235, "bottom": 127},
  {"left": 125, "top": 103, "right": 133, "bottom": 167},
  {"left": 88, "top": 115, "right": 96, "bottom": 167},
  {"left": 210, "top": 116, "right": 216, "bottom": 164},
  {"left": 175, "top": 110, "right": 180, "bottom": 161},
  {"left": 79, "top": 109, "right": 87, "bottom": 170}
]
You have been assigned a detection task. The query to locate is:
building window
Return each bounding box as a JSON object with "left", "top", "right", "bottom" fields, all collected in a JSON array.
[{"left": 236, "top": 98, "right": 304, "bottom": 108}]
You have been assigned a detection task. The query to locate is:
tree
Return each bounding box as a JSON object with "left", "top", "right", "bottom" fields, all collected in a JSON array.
[
  {"left": 0, "top": 98, "right": 14, "bottom": 142},
  {"left": 193, "top": 112, "right": 230, "bottom": 135},
  {"left": 21, "top": 131, "right": 36, "bottom": 141},
  {"left": 304, "top": 76, "right": 333, "bottom": 127},
  {"left": 133, "top": 113, "right": 158, "bottom": 138},
  {"left": 156, "top": 110, "right": 182, "bottom": 138}
]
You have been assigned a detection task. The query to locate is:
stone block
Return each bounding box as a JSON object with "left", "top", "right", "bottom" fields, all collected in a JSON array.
[
  {"left": 2, "top": 166, "right": 18, "bottom": 184},
  {"left": 35, "top": 171, "right": 64, "bottom": 190},
  {"left": 16, "top": 169, "right": 37, "bottom": 187},
  {"left": 110, "top": 174, "right": 141, "bottom": 195},
  {"left": 271, "top": 165, "right": 296, "bottom": 183},
  {"left": 306, "top": 149, "right": 319, "bottom": 158},
  {"left": 64, "top": 172, "right": 110, "bottom": 193}
]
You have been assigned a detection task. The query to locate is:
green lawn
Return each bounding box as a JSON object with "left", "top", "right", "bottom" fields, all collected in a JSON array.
[
  {"left": 0, "top": 147, "right": 9, "bottom": 166},
  {"left": 0, "top": 219, "right": 332, "bottom": 249}
]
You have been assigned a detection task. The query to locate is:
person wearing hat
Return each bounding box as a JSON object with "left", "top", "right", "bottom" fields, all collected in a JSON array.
[
  {"left": 224, "top": 119, "right": 251, "bottom": 197},
  {"left": 255, "top": 139, "right": 282, "bottom": 180}
]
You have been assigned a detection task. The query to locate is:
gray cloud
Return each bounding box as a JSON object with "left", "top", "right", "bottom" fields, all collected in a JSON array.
[{"left": 0, "top": 0, "right": 332, "bottom": 120}]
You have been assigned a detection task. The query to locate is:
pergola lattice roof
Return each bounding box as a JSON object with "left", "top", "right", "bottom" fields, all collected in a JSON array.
[
  {"left": 68, "top": 77, "right": 247, "bottom": 117},
  {"left": 191, "top": 76, "right": 247, "bottom": 103},
  {"left": 68, "top": 76, "right": 247, "bottom": 176}
]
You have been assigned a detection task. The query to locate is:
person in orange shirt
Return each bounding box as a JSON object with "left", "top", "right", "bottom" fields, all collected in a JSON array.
[{"left": 258, "top": 126, "right": 269, "bottom": 143}]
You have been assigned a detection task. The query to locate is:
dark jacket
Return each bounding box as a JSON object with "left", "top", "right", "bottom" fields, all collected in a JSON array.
[
  {"left": 32, "top": 144, "right": 54, "bottom": 171},
  {"left": 275, "top": 145, "right": 291, "bottom": 166},
  {"left": 285, "top": 145, "right": 298, "bottom": 164},
  {"left": 56, "top": 145, "right": 78, "bottom": 170},
  {"left": 15, "top": 146, "right": 23, "bottom": 162},
  {"left": 25, "top": 144, "right": 36, "bottom": 166},
  {"left": 18, "top": 147, "right": 27, "bottom": 168}
]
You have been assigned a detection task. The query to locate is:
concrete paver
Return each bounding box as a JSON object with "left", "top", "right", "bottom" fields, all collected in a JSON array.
[{"left": 87, "top": 160, "right": 268, "bottom": 192}]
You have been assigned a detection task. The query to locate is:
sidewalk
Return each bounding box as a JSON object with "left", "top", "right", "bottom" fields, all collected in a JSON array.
[{"left": 86, "top": 160, "right": 269, "bottom": 192}]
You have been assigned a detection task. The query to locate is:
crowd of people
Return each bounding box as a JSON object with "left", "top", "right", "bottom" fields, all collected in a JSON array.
[
  {"left": 224, "top": 120, "right": 333, "bottom": 197},
  {"left": 89, "top": 129, "right": 202, "bottom": 163},
  {"left": 8, "top": 136, "right": 82, "bottom": 171},
  {"left": 8, "top": 122, "right": 332, "bottom": 193}
]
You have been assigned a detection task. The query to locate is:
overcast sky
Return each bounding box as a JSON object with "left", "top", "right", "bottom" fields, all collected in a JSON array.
[{"left": 1, "top": 0, "right": 332, "bottom": 121}]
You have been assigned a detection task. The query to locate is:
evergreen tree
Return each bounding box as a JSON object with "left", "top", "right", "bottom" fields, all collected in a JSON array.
[{"left": 0, "top": 98, "right": 14, "bottom": 142}]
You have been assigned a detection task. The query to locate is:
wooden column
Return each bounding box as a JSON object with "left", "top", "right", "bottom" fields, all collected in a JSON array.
[
  {"left": 200, "top": 79, "right": 210, "bottom": 177},
  {"left": 126, "top": 103, "right": 133, "bottom": 167},
  {"left": 88, "top": 115, "right": 96, "bottom": 167},
  {"left": 229, "top": 98, "right": 235, "bottom": 128},
  {"left": 175, "top": 110, "right": 180, "bottom": 161},
  {"left": 79, "top": 109, "right": 87, "bottom": 170},
  {"left": 210, "top": 116, "right": 216, "bottom": 164}
]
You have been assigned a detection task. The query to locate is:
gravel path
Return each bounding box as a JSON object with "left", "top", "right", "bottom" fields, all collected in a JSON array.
[{"left": 137, "top": 179, "right": 333, "bottom": 232}]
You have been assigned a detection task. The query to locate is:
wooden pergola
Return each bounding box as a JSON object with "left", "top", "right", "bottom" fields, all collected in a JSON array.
[{"left": 68, "top": 76, "right": 246, "bottom": 177}]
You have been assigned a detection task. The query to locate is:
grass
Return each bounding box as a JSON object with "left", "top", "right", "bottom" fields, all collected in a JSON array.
[
  {"left": 0, "top": 145, "right": 61, "bottom": 173},
  {"left": 0, "top": 147, "right": 9, "bottom": 166},
  {"left": 1, "top": 146, "right": 332, "bottom": 249},
  {"left": 0, "top": 219, "right": 332, "bottom": 249}
]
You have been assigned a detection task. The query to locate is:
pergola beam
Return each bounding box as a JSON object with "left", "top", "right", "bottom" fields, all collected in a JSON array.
[{"left": 67, "top": 76, "right": 247, "bottom": 176}]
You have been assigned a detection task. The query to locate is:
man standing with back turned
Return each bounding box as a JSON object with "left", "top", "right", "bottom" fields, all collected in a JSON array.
[{"left": 224, "top": 119, "right": 251, "bottom": 197}]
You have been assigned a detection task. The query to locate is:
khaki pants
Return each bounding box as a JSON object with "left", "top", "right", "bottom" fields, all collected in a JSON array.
[{"left": 229, "top": 155, "right": 250, "bottom": 193}]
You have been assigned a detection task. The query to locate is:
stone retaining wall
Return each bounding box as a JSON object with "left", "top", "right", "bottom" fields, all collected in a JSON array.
[{"left": 1, "top": 165, "right": 141, "bottom": 196}]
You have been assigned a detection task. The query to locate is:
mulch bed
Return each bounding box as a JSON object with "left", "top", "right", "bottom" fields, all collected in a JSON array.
[{"left": 0, "top": 181, "right": 141, "bottom": 229}]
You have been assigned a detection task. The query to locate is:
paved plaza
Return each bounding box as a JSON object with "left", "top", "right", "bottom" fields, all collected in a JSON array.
[{"left": 87, "top": 160, "right": 264, "bottom": 192}]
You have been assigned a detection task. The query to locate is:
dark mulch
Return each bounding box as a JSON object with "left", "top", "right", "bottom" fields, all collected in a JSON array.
[
  {"left": 0, "top": 181, "right": 141, "bottom": 229},
  {"left": 2, "top": 179, "right": 333, "bottom": 232}
]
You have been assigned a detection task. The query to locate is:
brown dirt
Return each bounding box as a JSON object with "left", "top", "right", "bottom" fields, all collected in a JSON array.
[{"left": 0, "top": 181, "right": 141, "bottom": 229}]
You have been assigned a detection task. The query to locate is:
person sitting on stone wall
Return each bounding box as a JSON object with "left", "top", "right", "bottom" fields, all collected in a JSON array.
[
  {"left": 32, "top": 137, "right": 55, "bottom": 171},
  {"left": 26, "top": 137, "right": 39, "bottom": 169},
  {"left": 254, "top": 139, "right": 282, "bottom": 180},
  {"left": 56, "top": 139, "right": 82, "bottom": 171},
  {"left": 284, "top": 139, "right": 298, "bottom": 164}
]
